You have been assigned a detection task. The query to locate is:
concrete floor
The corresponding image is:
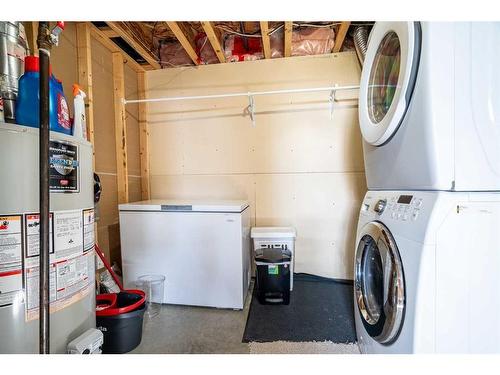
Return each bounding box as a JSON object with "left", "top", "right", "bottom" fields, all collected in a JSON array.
[
  {"left": 132, "top": 292, "right": 252, "bottom": 354},
  {"left": 132, "top": 284, "right": 360, "bottom": 354}
]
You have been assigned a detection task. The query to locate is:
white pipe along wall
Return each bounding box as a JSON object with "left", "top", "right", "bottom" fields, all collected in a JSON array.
[{"left": 143, "top": 52, "right": 366, "bottom": 280}]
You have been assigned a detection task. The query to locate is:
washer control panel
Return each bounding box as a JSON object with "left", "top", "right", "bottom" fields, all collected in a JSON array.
[
  {"left": 361, "top": 193, "right": 424, "bottom": 222},
  {"left": 387, "top": 195, "right": 423, "bottom": 221}
]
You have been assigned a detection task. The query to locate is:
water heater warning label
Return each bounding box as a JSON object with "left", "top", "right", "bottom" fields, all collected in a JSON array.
[
  {"left": 25, "top": 213, "right": 54, "bottom": 258},
  {"left": 0, "top": 214, "right": 23, "bottom": 307},
  {"left": 21, "top": 208, "right": 95, "bottom": 322},
  {"left": 83, "top": 209, "right": 95, "bottom": 252}
]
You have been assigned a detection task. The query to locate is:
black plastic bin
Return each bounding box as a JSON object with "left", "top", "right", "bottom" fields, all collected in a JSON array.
[
  {"left": 96, "top": 291, "right": 146, "bottom": 354},
  {"left": 255, "top": 248, "right": 292, "bottom": 305}
]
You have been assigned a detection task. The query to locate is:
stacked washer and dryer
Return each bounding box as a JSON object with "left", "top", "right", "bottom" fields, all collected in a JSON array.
[{"left": 353, "top": 22, "right": 500, "bottom": 353}]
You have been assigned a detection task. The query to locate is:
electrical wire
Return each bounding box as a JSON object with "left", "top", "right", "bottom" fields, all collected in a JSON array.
[
  {"left": 292, "top": 22, "right": 342, "bottom": 28},
  {"left": 214, "top": 24, "right": 263, "bottom": 38},
  {"left": 121, "top": 22, "right": 162, "bottom": 63}
]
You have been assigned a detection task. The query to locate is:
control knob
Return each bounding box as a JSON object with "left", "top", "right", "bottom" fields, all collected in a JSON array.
[{"left": 374, "top": 199, "right": 387, "bottom": 215}]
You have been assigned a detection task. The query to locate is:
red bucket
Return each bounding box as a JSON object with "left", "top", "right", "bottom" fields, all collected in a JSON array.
[{"left": 96, "top": 289, "right": 146, "bottom": 317}]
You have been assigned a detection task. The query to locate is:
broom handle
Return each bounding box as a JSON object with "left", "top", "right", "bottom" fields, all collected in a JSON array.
[{"left": 94, "top": 244, "right": 124, "bottom": 291}]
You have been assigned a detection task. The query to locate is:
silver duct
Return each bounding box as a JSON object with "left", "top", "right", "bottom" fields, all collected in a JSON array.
[
  {"left": 353, "top": 26, "right": 369, "bottom": 66},
  {"left": 0, "top": 22, "right": 28, "bottom": 123}
]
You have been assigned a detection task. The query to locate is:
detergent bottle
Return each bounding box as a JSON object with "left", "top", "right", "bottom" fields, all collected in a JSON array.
[{"left": 15, "top": 55, "right": 72, "bottom": 135}]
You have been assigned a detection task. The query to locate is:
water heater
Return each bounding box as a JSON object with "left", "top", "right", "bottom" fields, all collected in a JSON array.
[{"left": 0, "top": 122, "right": 95, "bottom": 353}]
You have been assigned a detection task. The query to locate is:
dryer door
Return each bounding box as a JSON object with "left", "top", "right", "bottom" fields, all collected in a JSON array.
[
  {"left": 359, "top": 22, "right": 421, "bottom": 146},
  {"left": 355, "top": 221, "right": 405, "bottom": 344}
]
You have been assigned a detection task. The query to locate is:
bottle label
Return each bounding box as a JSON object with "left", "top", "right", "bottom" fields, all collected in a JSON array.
[
  {"left": 0, "top": 97, "right": 4, "bottom": 123},
  {"left": 57, "top": 93, "right": 71, "bottom": 130}
]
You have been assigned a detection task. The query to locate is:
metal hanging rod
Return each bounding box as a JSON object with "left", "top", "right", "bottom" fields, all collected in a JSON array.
[
  {"left": 123, "top": 84, "right": 360, "bottom": 105},
  {"left": 124, "top": 84, "right": 359, "bottom": 126}
]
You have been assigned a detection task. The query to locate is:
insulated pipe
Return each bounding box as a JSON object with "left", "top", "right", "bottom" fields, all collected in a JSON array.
[{"left": 37, "top": 21, "right": 51, "bottom": 355}]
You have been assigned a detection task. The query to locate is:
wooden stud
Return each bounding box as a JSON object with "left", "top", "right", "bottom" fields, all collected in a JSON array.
[
  {"left": 76, "top": 22, "right": 99, "bottom": 245},
  {"left": 107, "top": 22, "right": 161, "bottom": 70},
  {"left": 23, "top": 22, "right": 38, "bottom": 56},
  {"left": 112, "top": 52, "right": 129, "bottom": 204},
  {"left": 137, "top": 71, "right": 150, "bottom": 200},
  {"left": 284, "top": 21, "right": 293, "bottom": 58},
  {"left": 259, "top": 21, "right": 271, "bottom": 59},
  {"left": 333, "top": 22, "right": 351, "bottom": 53},
  {"left": 76, "top": 23, "right": 96, "bottom": 169},
  {"left": 166, "top": 21, "right": 199, "bottom": 65},
  {"left": 89, "top": 23, "right": 145, "bottom": 73},
  {"left": 200, "top": 21, "right": 225, "bottom": 63}
]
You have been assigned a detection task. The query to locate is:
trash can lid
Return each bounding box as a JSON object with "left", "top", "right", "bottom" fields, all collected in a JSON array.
[
  {"left": 251, "top": 227, "right": 296, "bottom": 239},
  {"left": 255, "top": 247, "right": 292, "bottom": 263}
]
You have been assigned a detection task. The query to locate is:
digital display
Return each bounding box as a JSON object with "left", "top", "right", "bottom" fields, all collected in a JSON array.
[{"left": 397, "top": 195, "right": 413, "bottom": 204}]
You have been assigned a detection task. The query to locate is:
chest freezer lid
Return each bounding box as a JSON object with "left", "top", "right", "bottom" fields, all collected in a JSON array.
[{"left": 119, "top": 199, "right": 249, "bottom": 213}]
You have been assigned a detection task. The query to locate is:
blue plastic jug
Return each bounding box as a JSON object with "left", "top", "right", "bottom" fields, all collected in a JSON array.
[{"left": 16, "top": 55, "right": 72, "bottom": 135}]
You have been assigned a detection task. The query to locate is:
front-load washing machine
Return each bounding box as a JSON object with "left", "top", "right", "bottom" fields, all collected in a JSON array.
[
  {"left": 354, "top": 190, "right": 500, "bottom": 353},
  {"left": 359, "top": 22, "right": 500, "bottom": 191}
]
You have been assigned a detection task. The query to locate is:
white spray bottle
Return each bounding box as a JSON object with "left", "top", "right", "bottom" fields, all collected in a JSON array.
[{"left": 72, "top": 84, "right": 87, "bottom": 140}]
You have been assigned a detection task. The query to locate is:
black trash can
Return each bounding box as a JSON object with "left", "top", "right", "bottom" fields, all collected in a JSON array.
[
  {"left": 255, "top": 247, "right": 292, "bottom": 305},
  {"left": 96, "top": 291, "right": 146, "bottom": 354}
]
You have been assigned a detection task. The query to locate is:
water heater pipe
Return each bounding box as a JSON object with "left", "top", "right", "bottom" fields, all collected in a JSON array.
[{"left": 37, "top": 21, "right": 51, "bottom": 355}]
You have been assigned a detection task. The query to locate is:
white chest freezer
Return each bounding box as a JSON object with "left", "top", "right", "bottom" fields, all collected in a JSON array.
[{"left": 119, "top": 200, "right": 251, "bottom": 309}]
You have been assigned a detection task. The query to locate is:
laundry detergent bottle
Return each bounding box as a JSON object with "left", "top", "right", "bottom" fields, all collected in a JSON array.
[{"left": 16, "top": 55, "right": 72, "bottom": 135}]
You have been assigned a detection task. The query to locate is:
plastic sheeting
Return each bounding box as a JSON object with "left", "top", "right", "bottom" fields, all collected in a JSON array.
[{"left": 223, "top": 34, "right": 264, "bottom": 62}]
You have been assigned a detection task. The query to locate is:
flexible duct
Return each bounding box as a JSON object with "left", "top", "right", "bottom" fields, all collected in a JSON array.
[{"left": 353, "top": 26, "right": 369, "bottom": 66}]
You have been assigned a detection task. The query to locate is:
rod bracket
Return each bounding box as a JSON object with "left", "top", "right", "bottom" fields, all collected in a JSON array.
[{"left": 247, "top": 94, "right": 255, "bottom": 127}]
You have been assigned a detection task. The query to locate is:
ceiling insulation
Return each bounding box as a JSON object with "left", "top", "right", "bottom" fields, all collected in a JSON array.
[{"left": 95, "top": 21, "right": 372, "bottom": 69}]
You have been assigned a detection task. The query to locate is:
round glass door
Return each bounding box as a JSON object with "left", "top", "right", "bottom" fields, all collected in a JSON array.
[
  {"left": 359, "top": 22, "right": 420, "bottom": 146},
  {"left": 355, "top": 222, "right": 405, "bottom": 344},
  {"left": 367, "top": 32, "right": 401, "bottom": 124}
]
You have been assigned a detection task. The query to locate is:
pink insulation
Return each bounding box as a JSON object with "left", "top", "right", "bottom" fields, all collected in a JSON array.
[
  {"left": 159, "top": 25, "right": 337, "bottom": 68},
  {"left": 291, "top": 27, "right": 335, "bottom": 56},
  {"left": 196, "top": 34, "right": 219, "bottom": 65},
  {"left": 269, "top": 27, "right": 336, "bottom": 58},
  {"left": 159, "top": 42, "right": 194, "bottom": 67}
]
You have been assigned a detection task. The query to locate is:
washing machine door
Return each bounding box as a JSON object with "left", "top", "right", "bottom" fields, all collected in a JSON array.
[
  {"left": 355, "top": 221, "right": 405, "bottom": 344},
  {"left": 359, "top": 22, "right": 421, "bottom": 146}
]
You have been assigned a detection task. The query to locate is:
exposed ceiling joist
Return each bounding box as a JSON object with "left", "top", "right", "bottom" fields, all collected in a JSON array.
[
  {"left": 259, "top": 21, "right": 271, "bottom": 59},
  {"left": 284, "top": 21, "right": 293, "bottom": 58},
  {"left": 100, "top": 27, "right": 119, "bottom": 38},
  {"left": 166, "top": 21, "right": 200, "bottom": 65},
  {"left": 333, "top": 21, "right": 351, "bottom": 53},
  {"left": 88, "top": 23, "right": 146, "bottom": 73},
  {"left": 200, "top": 21, "right": 225, "bottom": 63},
  {"left": 106, "top": 22, "right": 161, "bottom": 69}
]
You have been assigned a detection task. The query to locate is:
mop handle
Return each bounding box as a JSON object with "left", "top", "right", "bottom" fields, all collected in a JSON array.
[{"left": 94, "top": 243, "right": 124, "bottom": 291}]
